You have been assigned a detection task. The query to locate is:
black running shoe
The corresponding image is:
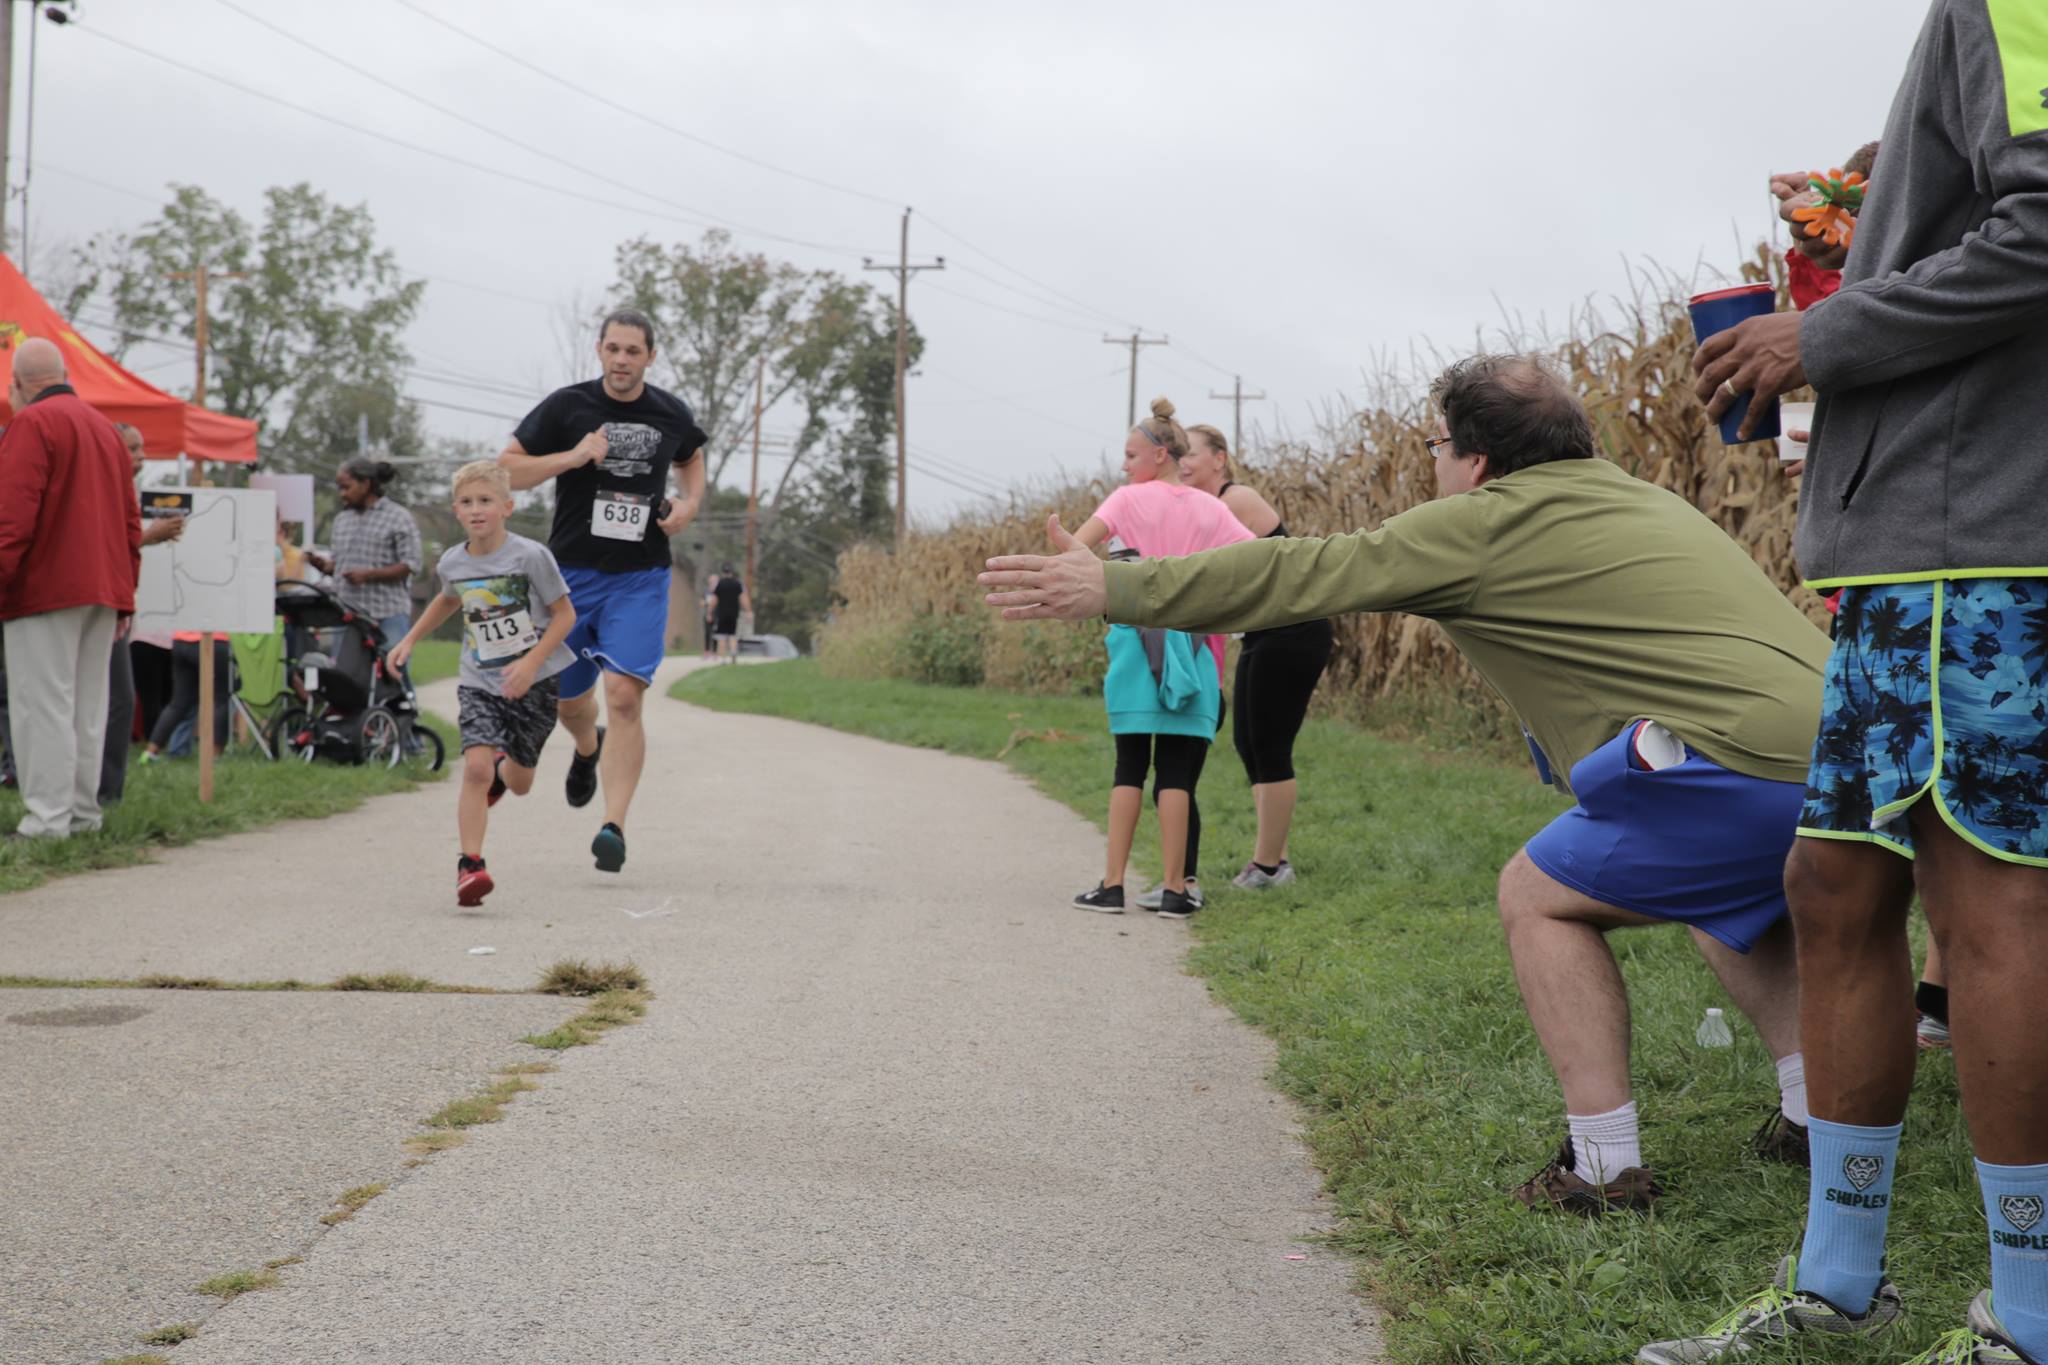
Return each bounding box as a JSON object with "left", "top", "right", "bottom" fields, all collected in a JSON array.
[
  {"left": 592, "top": 821, "right": 626, "bottom": 873},
  {"left": 1072, "top": 883, "right": 1124, "bottom": 913},
  {"left": 565, "top": 725, "right": 604, "bottom": 809},
  {"left": 1157, "top": 888, "right": 1198, "bottom": 919},
  {"left": 486, "top": 753, "right": 508, "bottom": 807}
]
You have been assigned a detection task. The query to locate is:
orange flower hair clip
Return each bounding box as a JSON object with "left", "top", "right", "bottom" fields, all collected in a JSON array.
[{"left": 1791, "top": 169, "right": 1869, "bottom": 250}]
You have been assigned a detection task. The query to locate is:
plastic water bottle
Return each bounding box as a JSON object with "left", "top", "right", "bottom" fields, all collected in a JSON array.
[{"left": 1696, "top": 1007, "right": 1734, "bottom": 1048}]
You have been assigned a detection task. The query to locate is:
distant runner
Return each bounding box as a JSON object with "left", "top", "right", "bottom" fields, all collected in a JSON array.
[
  {"left": 710, "top": 564, "right": 747, "bottom": 663},
  {"left": 501, "top": 308, "right": 705, "bottom": 873}
]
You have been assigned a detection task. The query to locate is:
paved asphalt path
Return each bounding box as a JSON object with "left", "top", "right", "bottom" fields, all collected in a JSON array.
[
  {"left": 5, "top": 658, "right": 1378, "bottom": 1363},
  {"left": 0, "top": 989, "right": 570, "bottom": 1365}
]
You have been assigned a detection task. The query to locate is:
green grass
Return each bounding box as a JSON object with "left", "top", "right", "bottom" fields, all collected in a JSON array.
[
  {"left": 0, "top": 721, "right": 451, "bottom": 896},
  {"left": 191, "top": 1266, "right": 278, "bottom": 1300},
  {"left": 319, "top": 1182, "right": 388, "bottom": 1226},
  {"left": 674, "top": 660, "right": 1979, "bottom": 1364},
  {"left": 402, "top": 638, "right": 462, "bottom": 687}
]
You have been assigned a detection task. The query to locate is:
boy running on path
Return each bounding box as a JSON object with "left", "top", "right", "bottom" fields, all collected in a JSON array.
[
  {"left": 390, "top": 462, "right": 577, "bottom": 907},
  {"left": 501, "top": 308, "right": 706, "bottom": 873},
  {"left": 980, "top": 354, "right": 1828, "bottom": 1211}
]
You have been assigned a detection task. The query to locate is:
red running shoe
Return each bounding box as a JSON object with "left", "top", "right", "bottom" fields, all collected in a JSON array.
[{"left": 457, "top": 855, "right": 494, "bottom": 907}]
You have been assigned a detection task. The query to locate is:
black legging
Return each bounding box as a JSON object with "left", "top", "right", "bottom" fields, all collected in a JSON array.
[
  {"left": 1233, "top": 621, "right": 1334, "bottom": 784},
  {"left": 150, "top": 638, "right": 232, "bottom": 751},
  {"left": 131, "top": 640, "right": 175, "bottom": 741},
  {"left": 1113, "top": 731, "right": 1214, "bottom": 880}
]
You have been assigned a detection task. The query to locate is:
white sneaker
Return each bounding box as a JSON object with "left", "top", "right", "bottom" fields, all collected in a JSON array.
[
  {"left": 1135, "top": 879, "right": 1202, "bottom": 911},
  {"left": 1232, "top": 860, "right": 1297, "bottom": 890},
  {"left": 1917, "top": 1013, "right": 1952, "bottom": 1050}
]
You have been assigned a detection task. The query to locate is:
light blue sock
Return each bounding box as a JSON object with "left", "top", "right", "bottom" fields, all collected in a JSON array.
[
  {"left": 1979, "top": 1159, "right": 2048, "bottom": 1362},
  {"left": 1797, "top": 1116, "right": 1903, "bottom": 1314}
]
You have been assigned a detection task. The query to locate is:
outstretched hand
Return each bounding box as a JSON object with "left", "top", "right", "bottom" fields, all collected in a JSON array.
[{"left": 978, "top": 515, "right": 1108, "bottom": 621}]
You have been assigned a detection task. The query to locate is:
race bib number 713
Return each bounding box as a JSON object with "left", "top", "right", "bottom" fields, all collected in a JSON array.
[{"left": 468, "top": 602, "right": 538, "bottom": 663}]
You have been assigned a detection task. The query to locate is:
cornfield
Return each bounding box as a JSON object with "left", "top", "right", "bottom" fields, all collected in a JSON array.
[{"left": 823, "top": 244, "right": 1820, "bottom": 734}]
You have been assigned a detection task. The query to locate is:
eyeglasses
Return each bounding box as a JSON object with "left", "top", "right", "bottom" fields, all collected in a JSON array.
[{"left": 1424, "top": 435, "right": 1455, "bottom": 456}]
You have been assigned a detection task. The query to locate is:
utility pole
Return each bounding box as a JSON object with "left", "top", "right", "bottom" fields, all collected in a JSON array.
[
  {"left": 1103, "top": 332, "right": 1169, "bottom": 429},
  {"left": 164, "top": 262, "right": 247, "bottom": 807},
  {"left": 863, "top": 209, "right": 942, "bottom": 551},
  {"left": 1, "top": 1, "right": 14, "bottom": 252},
  {"left": 744, "top": 354, "right": 763, "bottom": 598},
  {"left": 1208, "top": 375, "right": 1268, "bottom": 457},
  {"left": 167, "top": 263, "right": 248, "bottom": 406}
]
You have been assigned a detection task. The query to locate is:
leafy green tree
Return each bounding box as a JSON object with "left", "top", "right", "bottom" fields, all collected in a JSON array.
[
  {"left": 611, "top": 229, "right": 815, "bottom": 482},
  {"left": 67, "top": 183, "right": 426, "bottom": 476},
  {"left": 607, "top": 230, "right": 920, "bottom": 645}
]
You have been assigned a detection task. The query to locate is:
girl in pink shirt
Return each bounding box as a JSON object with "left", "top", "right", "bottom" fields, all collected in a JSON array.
[{"left": 1067, "top": 397, "right": 1253, "bottom": 917}]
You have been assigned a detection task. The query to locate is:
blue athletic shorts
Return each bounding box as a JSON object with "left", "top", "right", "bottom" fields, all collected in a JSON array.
[
  {"left": 1798, "top": 577, "right": 2048, "bottom": 865},
  {"left": 1524, "top": 721, "right": 1804, "bottom": 952},
  {"left": 558, "top": 564, "right": 670, "bottom": 698}
]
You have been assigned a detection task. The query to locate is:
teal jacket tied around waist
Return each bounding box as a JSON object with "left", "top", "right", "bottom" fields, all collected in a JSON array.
[{"left": 1103, "top": 624, "right": 1220, "bottom": 738}]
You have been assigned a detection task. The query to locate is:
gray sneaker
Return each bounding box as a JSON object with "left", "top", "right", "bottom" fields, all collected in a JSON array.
[
  {"left": 1136, "top": 880, "right": 1202, "bottom": 911},
  {"left": 1231, "top": 860, "right": 1297, "bottom": 889},
  {"left": 1635, "top": 1257, "right": 1902, "bottom": 1363},
  {"left": 1905, "top": 1291, "right": 2040, "bottom": 1363}
]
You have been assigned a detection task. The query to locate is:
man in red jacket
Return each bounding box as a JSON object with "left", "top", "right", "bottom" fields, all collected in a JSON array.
[{"left": 0, "top": 337, "right": 142, "bottom": 839}]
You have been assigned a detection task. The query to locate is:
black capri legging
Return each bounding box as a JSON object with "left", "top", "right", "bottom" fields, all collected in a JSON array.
[
  {"left": 149, "top": 638, "right": 232, "bottom": 752},
  {"left": 1114, "top": 729, "right": 1216, "bottom": 881},
  {"left": 1233, "top": 621, "right": 1334, "bottom": 785}
]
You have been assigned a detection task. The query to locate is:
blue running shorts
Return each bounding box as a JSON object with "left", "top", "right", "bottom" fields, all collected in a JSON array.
[
  {"left": 1798, "top": 577, "right": 2048, "bottom": 865},
  {"left": 1524, "top": 721, "right": 1804, "bottom": 952},
  {"left": 558, "top": 563, "right": 670, "bottom": 698}
]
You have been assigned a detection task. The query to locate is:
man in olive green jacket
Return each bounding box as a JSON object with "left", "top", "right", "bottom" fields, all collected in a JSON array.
[{"left": 981, "top": 354, "right": 1831, "bottom": 1213}]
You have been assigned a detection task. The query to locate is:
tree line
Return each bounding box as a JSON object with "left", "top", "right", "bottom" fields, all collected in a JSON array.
[{"left": 63, "top": 183, "right": 921, "bottom": 647}]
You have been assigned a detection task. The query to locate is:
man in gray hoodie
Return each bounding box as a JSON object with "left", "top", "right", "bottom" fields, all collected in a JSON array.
[{"left": 1638, "top": 1, "right": 2048, "bottom": 1361}]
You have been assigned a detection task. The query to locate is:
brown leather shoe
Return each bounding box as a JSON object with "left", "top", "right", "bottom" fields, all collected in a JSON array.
[{"left": 1511, "top": 1138, "right": 1663, "bottom": 1214}]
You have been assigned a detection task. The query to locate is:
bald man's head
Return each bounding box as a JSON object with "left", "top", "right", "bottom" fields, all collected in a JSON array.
[{"left": 10, "top": 337, "right": 66, "bottom": 406}]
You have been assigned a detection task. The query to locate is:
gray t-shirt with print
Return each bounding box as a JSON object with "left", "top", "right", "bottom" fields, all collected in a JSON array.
[{"left": 435, "top": 532, "right": 577, "bottom": 695}]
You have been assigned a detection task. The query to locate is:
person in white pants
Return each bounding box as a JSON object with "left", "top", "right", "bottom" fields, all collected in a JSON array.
[{"left": 0, "top": 338, "right": 142, "bottom": 839}]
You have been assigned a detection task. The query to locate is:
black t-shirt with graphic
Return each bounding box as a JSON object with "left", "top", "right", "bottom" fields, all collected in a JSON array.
[
  {"left": 512, "top": 379, "right": 708, "bottom": 573},
  {"left": 711, "top": 575, "right": 745, "bottom": 628}
]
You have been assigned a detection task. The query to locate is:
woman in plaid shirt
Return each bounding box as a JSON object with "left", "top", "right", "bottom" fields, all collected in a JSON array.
[{"left": 307, "top": 457, "right": 422, "bottom": 678}]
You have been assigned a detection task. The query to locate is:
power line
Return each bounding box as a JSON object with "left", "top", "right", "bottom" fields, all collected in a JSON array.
[
  {"left": 1103, "top": 332, "right": 1170, "bottom": 430},
  {"left": 209, "top": 0, "right": 866, "bottom": 264},
  {"left": 70, "top": 22, "right": 877, "bottom": 261},
  {"left": 921, "top": 364, "right": 1105, "bottom": 442},
  {"left": 39, "top": 160, "right": 160, "bottom": 205},
  {"left": 921, "top": 279, "right": 1101, "bottom": 336},
  {"left": 389, "top": 0, "right": 906, "bottom": 212},
  {"left": 919, "top": 214, "right": 1139, "bottom": 331}
]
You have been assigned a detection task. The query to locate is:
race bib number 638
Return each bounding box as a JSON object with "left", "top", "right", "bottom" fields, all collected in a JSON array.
[{"left": 592, "top": 490, "right": 652, "bottom": 541}]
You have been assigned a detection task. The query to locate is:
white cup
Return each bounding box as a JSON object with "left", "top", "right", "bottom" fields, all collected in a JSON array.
[{"left": 1778, "top": 402, "right": 1816, "bottom": 464}]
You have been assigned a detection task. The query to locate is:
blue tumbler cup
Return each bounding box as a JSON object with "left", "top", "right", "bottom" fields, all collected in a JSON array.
[{"left": 1688, "top": 284, "right": 1782, "bottom": 445}]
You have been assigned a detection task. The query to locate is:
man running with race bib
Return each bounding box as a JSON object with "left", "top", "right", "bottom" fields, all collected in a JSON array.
[{"left": 501, "top": 308, "right": 706, "bottom": 873}]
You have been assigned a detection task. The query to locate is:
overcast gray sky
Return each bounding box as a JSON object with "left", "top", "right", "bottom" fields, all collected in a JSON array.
[{"left": 30, "top": 0, "right": 1928, "bottom": 518}]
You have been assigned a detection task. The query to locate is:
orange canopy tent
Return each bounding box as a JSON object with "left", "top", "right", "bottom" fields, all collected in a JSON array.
[{"left": 0, "top": 253, "right": 259, "bottom": 463}]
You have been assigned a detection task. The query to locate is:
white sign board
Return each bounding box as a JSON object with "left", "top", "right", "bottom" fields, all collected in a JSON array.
[
  {"left": 248, "top": 473, "right": 315, "bottom": 527},
  {"left": 133, "top": 487, "right": 277, "bottom": 635}
]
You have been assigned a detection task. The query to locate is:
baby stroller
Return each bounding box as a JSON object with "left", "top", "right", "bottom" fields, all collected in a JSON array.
[{"left": 271, "top": 582, "right": 444, "bottom": 772}]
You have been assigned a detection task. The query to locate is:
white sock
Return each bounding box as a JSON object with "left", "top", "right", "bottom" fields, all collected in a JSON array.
[
  {"left": 1567, "top": 1101, "right": 1641, "bottom": 1184},
  {"left": 1776, "top": 1052, "right": 1809, "bottom": 1126}
]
